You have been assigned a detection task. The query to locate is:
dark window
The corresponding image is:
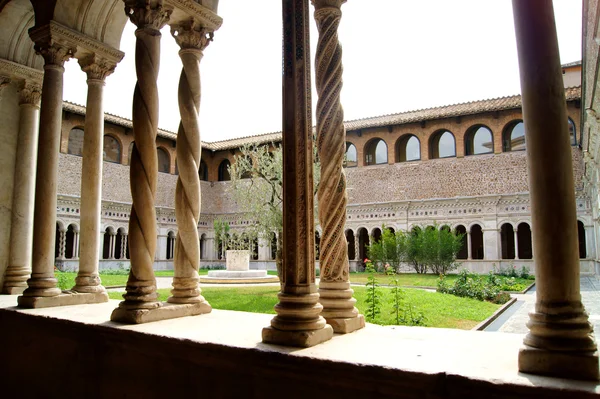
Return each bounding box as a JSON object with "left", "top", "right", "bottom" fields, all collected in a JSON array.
[
  {"left": 68, "top": 128, "right": 85, "bottom": 156},
  {"left": 218, "top": 159, "right": 231, "bottom": 181},
  {"left": 365, "top": 139, "right": 388, "bottom": 165},
  {"left": 157, "top": 148, "right": 170, "bottom": 173},
  {"left": 345, "top": 143, "right": 358, "bottom": 167},
  {"left": 103, "top": 135, "right": 121, "bottom": 163}
]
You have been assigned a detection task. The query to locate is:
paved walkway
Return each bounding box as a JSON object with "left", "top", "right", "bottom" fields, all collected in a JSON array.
[{"left": 485, "top": 276, "right": 600, "bottom": 339}]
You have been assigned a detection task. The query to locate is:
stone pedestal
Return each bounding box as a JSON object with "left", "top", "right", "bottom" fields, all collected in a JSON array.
[
  {"left": 111, "top": 301, "right": 212, "bottom": 324},
  {"left": 18, "top": 291, "right": 108, "bottom": 308}
]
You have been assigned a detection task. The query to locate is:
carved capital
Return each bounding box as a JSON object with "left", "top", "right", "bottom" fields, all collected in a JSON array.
[
  {"left": 311, "top": 0, "right": 346, "bottom": 10},
  {"left": 36, "top": 42, "right": 74, "bottom": 68},
  {"left": 79, "top": 54, "right": 116, "bottom": 81},
  {"left": 171, "top": 20, "right": 213, "bottom": 51},
  {"left": 0, "top": 75, "right": 10, "bottom": 89},
  {"left": 124, "top": 0, "right": 172, "bottom": 31},
  {"left": 18, "top": 80, "right": 42, "bottom": 106}
]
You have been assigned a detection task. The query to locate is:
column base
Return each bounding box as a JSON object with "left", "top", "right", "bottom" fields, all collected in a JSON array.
[
  {"left": 110, "top": 301, "right": 212, "bottom": 324},
  {"left": 518, "top": 345, "right": 600, "bottom": 381},
  {"left": 2, "top": 286, "right": 26, "bottom": 295},
  {"left": 262, "top": 324, "right": 333, "bottom": 348},
  {"left": 17, "top": 291, "right": 109, "bottom": 309},
  {"left": 325, "top": 314, "right": 365, "bottom": 334}
]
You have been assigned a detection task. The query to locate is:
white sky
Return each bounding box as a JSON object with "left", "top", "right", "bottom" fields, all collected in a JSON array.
[{"left": 62, "top": 0, "right": 582, "bottom": 143}]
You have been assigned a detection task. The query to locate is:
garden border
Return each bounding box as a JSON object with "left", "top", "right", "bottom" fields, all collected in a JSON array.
[{"left": 472, "top": 296, "right": 517, "bottom": 331}]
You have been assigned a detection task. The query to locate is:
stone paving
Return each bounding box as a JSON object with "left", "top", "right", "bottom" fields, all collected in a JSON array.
[{"left": 485, "top": 276, "right": 600, "bottom": 339}]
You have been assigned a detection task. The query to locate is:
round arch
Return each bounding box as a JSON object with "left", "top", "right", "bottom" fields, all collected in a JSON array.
[
  {"left": 502, "top": 120, "right": 525, "bottom": 152},
  {"left": 364, "top": 138, "right": 388, "bottom": 165},
  {"left": 345, "top": 142, "right": 358, "bottom": 167},
  {"left": 218, "top": 159, "right": 231, "bottom": 181},
  {"left": 157, "top": 147, "right": 171, "bottom": 173},
  {"left": 429, "top": 130, "right": 456, "bottom": 159},
  {"left": 465, "top": 125, "right": 493, "bottom": 155},
  {"left": 103, "top": 134, "right": 122, "bottom": 163},
  {"left": 395, "top": 134, "right": 420, "bottom": 162}
]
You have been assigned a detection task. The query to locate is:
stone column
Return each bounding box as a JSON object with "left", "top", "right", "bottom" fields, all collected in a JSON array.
[
  {"left": 585, "top": 224, "right": 595, "bottom": 259},
  {"left": 19, "top": 40, "right": 74, "bottom": 305},
  {"left": 312, "top": 0, "right": 364, "bottom": 334},
  {"left": 74, "top": 56, "right": 115, "bottom": 293},
  {"left": 2, "top": 81, "right": 41, "bottom": 294},
  {"left": 512, "top": 0, "right": 598, "bottom": 380},
  {"left": 112, "top": 1, "right": 171, "bottom": 321},
  {"left": 121, "top": 232, "right": 128, "bottom": 260},
  {"left": 467, "top": 231, "right": 472, "bottom": 260},
  {"left": 513, "top": 229, "right": 519, "bottom": 260},
  {"left": 354, "top": 234, "right": 360, "bottom": 261},
  {"left": 73, "top": 230, "right": 79, "bottom": 259},
  {"left": 58, "top": 228, "right": 67, "bottom": 260},
  {"left": 262, "top": 0, "right": 333, "bottom": 347}
]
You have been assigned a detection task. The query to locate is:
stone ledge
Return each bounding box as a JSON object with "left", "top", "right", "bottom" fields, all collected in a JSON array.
[{"left": 0, "top": 296, "right": 598, "bottom": 398}]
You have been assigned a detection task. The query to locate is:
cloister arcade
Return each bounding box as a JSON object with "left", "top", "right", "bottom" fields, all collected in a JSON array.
[{"left": 0, "top": 0, "right": 598, "bottom": 393}]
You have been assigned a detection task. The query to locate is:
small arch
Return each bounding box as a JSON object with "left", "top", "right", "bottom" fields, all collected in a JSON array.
[
  {"left": 115, "top": 227, "right": 127, "bottom": 260},
  {"left": 578, "top": 220, "right": 587, "bottom": 258},
  {"left": 157, "top": 147, "right": 170, "bottom": 173},
  {"left": 568, "top": 118, "right": 577, "bottom": 146},
  {"left": 345, "top": 229, "right": 356, "bottom": 260},
  {"left": 166, "top": 231, "right": 176, "bottom": 260},
  {"left": 465, "top": 125, "right": 493, "bottom": 155},
  {"left": 500, "top": 223, "right": 515, "bottom": 259},
  {"left": 502, "top": 120, "right": 525, "bottom": 152},
  {"left": 103, "top": 134, "right": 122, "bottom": 163},
  {"left": 430, "top": 130, "right": 456, "bottom": 159},
  {"left": 371, "top": 227, "right": 382, "bottom": 243},
  {"left": 364, "top": 138, "right": 388, "bottom": 165},
  {"left": 102, "top": 227, "right": 115, "bottom": 260},
  {"left": 218, "top": 159, "right": 231, "bottom": 181},
  {"left": 200, "top": 233, "right": 207, "bottom": 260},
  {"left": 395, "top": 134, "right": 420, "bottom": 162},
  {"left": 455, "top": 225, "right": 467, "bottom": 259},
  {"left": 67, "top": 127, "right": 85, "bottom": 156},
  {"left": 64, "top": 224, "right": 77, "bottom": 259},
  {"left": 199, "top": 160, "right": 208, "bottom": 181},
  {"left": 345, "top": 142, "right": 358, "bottom": 167},
  {"left": 357, "top": 227, "right": 370, "bottom": 262},
  {"left": 470, "top": 224, "right": 484, "bottom": 260},
  {"left": 517, "top": 223, "right": 533, "bottom": 259}
]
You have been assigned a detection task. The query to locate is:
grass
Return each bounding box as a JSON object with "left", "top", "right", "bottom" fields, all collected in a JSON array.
[
  {"left": 348, "top": 272, "right": 533, "bottom": 292},
  {"left": 55, "top": 269, "right": 278, "bottom": 288},
  {"left": 107, "top": 285, "right": 500, "bottom": 330}
]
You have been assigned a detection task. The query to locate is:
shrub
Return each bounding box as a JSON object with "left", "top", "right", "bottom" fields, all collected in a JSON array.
[
  {"left": 364, "top": 259, "right": 381, "bottom": 322},
  {"left": 491, "top": 292, "right": 511, "bottom": 304},
  {"left": 437, "top": 269, "right": 504, "bottom": 302},
  {"left": 54, "top": 268, "right": 70, "bottom": 291},
  {"left": 519, "top": 266, "right": 530, "bottom": 279}
]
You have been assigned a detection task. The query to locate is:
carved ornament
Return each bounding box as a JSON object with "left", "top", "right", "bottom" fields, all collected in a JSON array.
[
  {"left": 164, "top": 0, "right": 222, "bottom": 31},
  {"left": 18, "top": 80, "right": 42, "bottom": 106},
  {"left": 171, "top": 20, "right": 213, "bottom": 50},
  {"left": 124, "top": 0, "right": 172, "bottom": 31},
  {"left": 79, "top": 54, "right": 117, "bottom": 81}
]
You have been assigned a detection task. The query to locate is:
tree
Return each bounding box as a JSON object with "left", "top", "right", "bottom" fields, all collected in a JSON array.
[
  {"left": 366, "top": 226, "right": 405, "bottom": 272},
  {"left": 229, "top": 143, "right": 320, "bottom": 277}
]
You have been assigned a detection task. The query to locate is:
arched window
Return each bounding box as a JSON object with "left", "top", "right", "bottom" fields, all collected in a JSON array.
[
  {"left": 430, "top": 130, "right": 456, "bottom": 159},
  {"left": 396, "top": 134, "right": 420, "bottom": 162},
  {"left": 346, "top": 230, "right": 355, "bottom": 260},
  {"left": 103, "top": 135, "right": 121, "bottom": 163},
  {"left": 568, "top": 118, "right": 577, "bottom": 146},
  {"left": 218, "top": 159, "right": 231, "bottom": 181},
  {"left": 455, "top": 225, "right": 467, "bottom": 259},
  {"left": 157, "top": 148, "right": 170, "bottom": 173},
  {"left": 470, "top": 224, "right": 484, "bottom": 259},
  {"left": 357, "top": 228, "right": 369, "bottom": 263},
  {"left": 68, "top": 127, "right": 85, "bottom": 156},
  {"left": 166, "top": 231, "right": 176, "bottom": 260},
  {"left": 55, "top": 223, "right": 61, "bottom": 259},
  {"left": 517, "top": 223, "right": 533, "bottom": 259},
  {"left": 371, "top": 227, "right": 382, "bottom": 243},
  {"left": 503, "top": 121, "right": 526, "bottom": 152},
  {"left": 578, "top": 220, "right": 586, "bottom": 258},
  {"left": 364, "top": 138, "right": 388, "bottom": 165},
  {"left": 199, "top": 160, "right": 208, "bottom": 181},
  {"left": 500, "top": 224, "right": 515, "bottom": 259},
  {"left": 465, "top": 126, "right": 493, "bottom": 155},
  {"left": 115, "top": 228, "right": 127, "bottom": 260},
  {"left": 345, "top": 142, "right": 358, "bottom": 167}
]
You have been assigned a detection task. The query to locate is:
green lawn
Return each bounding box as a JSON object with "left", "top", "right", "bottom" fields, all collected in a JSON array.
[
  {"left": 107, "top": 285, "right": 500, "bottom": 330},
  {"left": 348, "top": 272, "right": 532, "bottom": 292}
]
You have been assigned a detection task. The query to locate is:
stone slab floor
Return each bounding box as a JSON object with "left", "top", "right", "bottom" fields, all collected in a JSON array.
[{"left": 485, "top": 276, "right": 600, "bottom": 339}]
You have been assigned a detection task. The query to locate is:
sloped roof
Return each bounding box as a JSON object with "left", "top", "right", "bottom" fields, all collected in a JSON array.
[{"left": 63, "top": 86, "right": 581, "bottom": 151}]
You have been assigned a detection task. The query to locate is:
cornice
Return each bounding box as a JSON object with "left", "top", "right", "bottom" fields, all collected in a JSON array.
[
  {"left": 0, "top": 58, "right": 43, "bottom": 85},
  {"left": 165, "top": 0, "right": 223, "bottom": 32},
  {"left": 29, "top": 21, "right": 124, "bottom": 65}
]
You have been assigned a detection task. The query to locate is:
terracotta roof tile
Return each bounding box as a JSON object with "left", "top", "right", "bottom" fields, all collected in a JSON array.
[{"left": 63, "top": 86, "right": 581, "bottom": 151}]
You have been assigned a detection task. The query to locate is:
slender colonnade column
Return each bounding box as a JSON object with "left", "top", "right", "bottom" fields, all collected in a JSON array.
[
  {"left": 513, "top": 228, "right": 519, "bottom": 260},
  {"left": 312, "top": 0, "right": 364, "bottom": 334},
  {"left": 19, "top": 40, "right": 73, "bottom": 306},
  {"left": 74, "top": 56, "right": 115, "bottom": 293},
  {"left": 467, "top": 231, "right": 472, "bottom": 260},
  {"left": 512, "top": 0, "right": 599, "bottom": 380},
  {"left": 3, "top": 81, "right": 41, "bottom": 294},
  {"left": 112, "top": 0, "right": 171, "bottom": 318},
  {"left": 262, "top": 0, "right": 333, "bottom": 347}
]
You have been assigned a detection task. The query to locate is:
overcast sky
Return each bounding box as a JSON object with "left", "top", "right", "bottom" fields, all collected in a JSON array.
[{"left": 62, "top": 0, "right": 582, "bottom": 143}]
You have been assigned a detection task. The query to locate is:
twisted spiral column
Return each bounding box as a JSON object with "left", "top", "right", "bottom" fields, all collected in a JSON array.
[
  {"left": 168, "top": 25, "right": 212, "bottom": 305},
  {"left": 313, "top": 0, "right": 364, "bottom": 334},
  {"left": 116, "top": 1, "right": 171, "bottom": 311}
]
